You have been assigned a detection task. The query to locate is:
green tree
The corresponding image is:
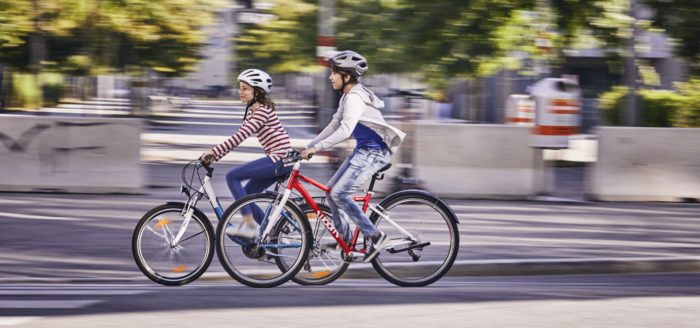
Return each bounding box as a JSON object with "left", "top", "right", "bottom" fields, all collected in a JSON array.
[
  {"left": 235, "top": 0, "right": 318, "bottom": 73},
  {"left": 236, "top": 0, "right": 536, "bottom": 88},
  {"left": 236, "top": 0, "right": 694, "bottom": 91},
  {"left": 644, "top": 0, "right": 700, "bottom": 73},
  {"left": 0, "top": 0, "right": 227, "bottom": 76}
]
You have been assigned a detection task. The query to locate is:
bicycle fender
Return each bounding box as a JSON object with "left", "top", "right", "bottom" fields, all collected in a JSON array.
[{"left": 379, "top": 189, "right": 460, "bottom": 224}]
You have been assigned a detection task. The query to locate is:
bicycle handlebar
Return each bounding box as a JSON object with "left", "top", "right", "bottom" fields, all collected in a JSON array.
[
  {"left": 282, "top": 150, "right": 312, "bottom": 164},
  {"left": 194, "top": 160, "right": 214, "bottom": 176}
]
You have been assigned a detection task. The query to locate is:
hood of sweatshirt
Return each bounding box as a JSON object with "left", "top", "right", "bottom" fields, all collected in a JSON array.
[{"left": 349, "top": 84, "right": 385, "bottom": 110}]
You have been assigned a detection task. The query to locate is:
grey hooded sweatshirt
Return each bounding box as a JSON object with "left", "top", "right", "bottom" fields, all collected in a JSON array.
[{"left": 307, "top": 84, "right": 406, "bottom": 153}]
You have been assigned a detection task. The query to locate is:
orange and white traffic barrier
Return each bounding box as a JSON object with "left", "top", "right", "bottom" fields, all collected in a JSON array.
[
  {"left": 529, "top": 78, "right": 581, "bottom": 149},
  {"left": 506, "top": 94, "right": 535, "bottom": 125}
]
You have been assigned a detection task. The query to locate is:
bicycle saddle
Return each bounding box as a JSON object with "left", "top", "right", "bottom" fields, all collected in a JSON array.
[
  {"left": 275, "top": 172, "right": 291, "bottom": 183},
  {"left": 377, "top": 163, "right": 392, "bottom": 173}
]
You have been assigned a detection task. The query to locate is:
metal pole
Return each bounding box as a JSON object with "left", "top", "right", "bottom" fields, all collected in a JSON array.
[
  {"left": 624, "top": 0, "right": 639, "bottom": 126},
  {"left": 316, "top": 0, "right": 336, "bottom": 128}
]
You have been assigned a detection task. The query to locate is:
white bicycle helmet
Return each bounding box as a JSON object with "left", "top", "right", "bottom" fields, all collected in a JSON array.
[
  {"left": 329, "top": 50, "right": 368, "bottom": 77},
  {"left": 237, "top": 69, "right": 272, "bottom": 94}
]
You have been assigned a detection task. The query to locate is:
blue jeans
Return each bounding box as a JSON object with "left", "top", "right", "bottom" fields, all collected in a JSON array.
[
  {"left": 326, "top": 148, "right": 391, "bottom": 241},
  {"left": 226, "top": 156, "right": 292, "bottom": 224}
]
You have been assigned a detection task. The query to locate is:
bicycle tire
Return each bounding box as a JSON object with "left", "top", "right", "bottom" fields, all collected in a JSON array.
[
  {"left": 281, "top": 203, "right": 350, "bottom": 285},
  {"left": 369, "top": 190, "right": 459, "bottom": 287},
  {"left": 132, "top": 203, "right": 215, "bottom": 286},
  {"left": 216, "top": 193, "right": 312, "bottom": 288}
]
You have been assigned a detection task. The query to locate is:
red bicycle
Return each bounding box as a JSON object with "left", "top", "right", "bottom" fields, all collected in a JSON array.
[{"left": 216, "top": 150, "right": 460, "bottom": 287}]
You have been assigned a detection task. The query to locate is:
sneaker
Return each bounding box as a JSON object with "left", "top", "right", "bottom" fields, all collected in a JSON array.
[
  {"left": 320, "top": 239, "right": 340, "bottom": 251},
  {"left": 226, "top": 221, "right": 258, "bottom": 241},
  {"left": 363, "top": 231, "right": 387, "bottom": 263}
]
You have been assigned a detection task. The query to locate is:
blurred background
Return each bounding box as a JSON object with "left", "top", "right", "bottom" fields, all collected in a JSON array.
[
  {"left": 2, "top": 3, "right": 700, "bottom": 324},
  {"left": 0, "top": 0, "right": 699, "bottom": 200},
  {"left": 1, "top": 0, "right": 698, "bottom": 127}
]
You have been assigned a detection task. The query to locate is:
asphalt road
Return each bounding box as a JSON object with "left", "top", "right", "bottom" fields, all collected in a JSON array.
[{"left": 2, "top": 273, "right": 700, "bottom": 327}]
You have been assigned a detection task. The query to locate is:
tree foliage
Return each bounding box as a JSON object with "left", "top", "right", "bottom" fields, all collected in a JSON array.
[
  {"left": 644, "top": 0, "right": 700, "bottom": 72},
  {"left": 235, "top": 0, "right": 318, "bottom": 73},
  {"left": 0, "top": 0, "right": 227, "bottom": 76},
  {"left": 236, "top": 0, "right": 695, "bottom": 87},
  {"left": 336, "top": 0, "right": 535, "bottom": 86},
  {"left": 236, "top": 0, "right": 537, "bottom": 88}
]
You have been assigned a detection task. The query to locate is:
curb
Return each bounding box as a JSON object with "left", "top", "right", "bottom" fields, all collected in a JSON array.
[
  {"left": 332, "top": 257, "right": 700, "bottom": 279},
  {"left": 3, "top": 257, "right": 700, "bottom": 284}
]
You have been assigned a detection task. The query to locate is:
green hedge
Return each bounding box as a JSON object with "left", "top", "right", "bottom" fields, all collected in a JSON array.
[
  {"left": 598, "top": 80, "right": 700, "bottom": 127},
  {"left": 12, "top": 74, "right": 42, "bottom": 109},
  {"left": 673, "top": 79, "right": 700, "bottom": 127},
  {"left": 11, "top": 72, "right": 65, "bottom": 109},
  {"left": 41, "top": 72, "right": 64, "bottom": 107}
]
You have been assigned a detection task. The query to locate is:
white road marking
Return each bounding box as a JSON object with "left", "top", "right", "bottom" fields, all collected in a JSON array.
[
  {"left": 0, "top": 212, "right": 85, "bottom": 222},
  {"left": 0, "top": 317, "right": 41, "bottom": 326},
  {"left": 0, "top": 290, "right": 145, "bottom": 296},
  {"left": 0, "top": 300, "right": 102, "bottom": 309}
]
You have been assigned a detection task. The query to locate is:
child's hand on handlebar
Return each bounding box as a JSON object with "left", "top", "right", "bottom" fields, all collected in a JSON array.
[
  {"left": 300, "top": 147, "right": 316, "bottom": 160},
  {"left": 199, "top": 150, "right": 216, "bottom": 164}
]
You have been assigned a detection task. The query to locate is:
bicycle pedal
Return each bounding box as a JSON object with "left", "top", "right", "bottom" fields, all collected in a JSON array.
[{"left": 345, "top": 251, "right": 366, "bottom": 262}]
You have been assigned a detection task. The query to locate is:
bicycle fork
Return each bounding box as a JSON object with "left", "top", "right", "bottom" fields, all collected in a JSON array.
[{"left": 172, "top": 175, "right": 222, "bottom": 246}]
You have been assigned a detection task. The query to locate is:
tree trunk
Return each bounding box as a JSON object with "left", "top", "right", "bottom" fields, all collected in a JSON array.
[{"left": 623, "top": 0, "right": 639, "bottom": 126}]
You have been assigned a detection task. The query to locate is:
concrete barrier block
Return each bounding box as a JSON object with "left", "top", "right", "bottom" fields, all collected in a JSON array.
[
  {"left": 0, "top": 115, "right": 142, "bottom": 193},
  {"left": 589, "top": 127, "right": 700, "bottom": 201},
  {"left": 413, "top": 123, "right": 542, "bottom": 198}
]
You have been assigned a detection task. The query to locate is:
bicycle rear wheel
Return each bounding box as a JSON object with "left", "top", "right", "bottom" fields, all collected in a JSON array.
[
  {"left": 132, "top": 203, "right": 215, "bottom": 286},
  {"left": 369, "top": 190, "right": 459, "bottom": 287},
  {"left": 216, "top": 193, "right": 312, "bottom": 288},
  {"left": 281, "top": 203, "right": 350, "bottom": 285}
]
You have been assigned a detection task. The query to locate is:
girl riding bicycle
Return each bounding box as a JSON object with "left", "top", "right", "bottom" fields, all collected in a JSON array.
[
  {"left": 301, "top": 50, "right": 406, "bottom": 263},
  {"left": 200, "top": 69, "right": 293, "bottom": 239}
]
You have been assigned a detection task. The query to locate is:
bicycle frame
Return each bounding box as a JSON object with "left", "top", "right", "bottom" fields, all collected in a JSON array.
[
  {"left": 176, "top": 162, "right": 302, "bottom": 251},
  {"left": 271, "top": 159, "right": 418, "bottom": 257}
]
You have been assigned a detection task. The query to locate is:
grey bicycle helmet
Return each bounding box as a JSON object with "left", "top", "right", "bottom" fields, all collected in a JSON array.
[
  {"left": 237, "top": 69, "right": 272, "bottom": 94},
  {"left": 329, "top": 50, "right": 368, "bottom": 77}
]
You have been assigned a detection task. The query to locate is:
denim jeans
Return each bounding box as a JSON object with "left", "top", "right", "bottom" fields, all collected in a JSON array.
[
  {"left": 226, "top": 156, "right": 292, "bottom": 224},
  {"left": 326, "top": 148, "right": 391, "bottom": 241}
]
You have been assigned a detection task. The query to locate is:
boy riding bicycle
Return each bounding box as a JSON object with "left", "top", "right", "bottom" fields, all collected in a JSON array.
[{"left": 301, "top": 50, "right": 406, "bottom": 263}]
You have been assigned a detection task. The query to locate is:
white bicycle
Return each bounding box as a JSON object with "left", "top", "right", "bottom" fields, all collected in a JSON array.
[{"left": 132, "top": 160, "right": 311, "bottom": 287}]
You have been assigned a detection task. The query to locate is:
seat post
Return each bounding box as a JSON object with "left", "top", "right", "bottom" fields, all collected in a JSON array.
[
  {"left": 368, "top": 163, "right": 392, "bottom": 192},
  {"left": 368, "top": 174, "right": 380, "bottom": 192}
]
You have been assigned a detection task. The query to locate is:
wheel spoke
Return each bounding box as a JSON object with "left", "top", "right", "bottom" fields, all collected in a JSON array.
[
  {"left": 216, "top": 193, "right": 310, "bottom": 288},
  {"left": 133, "top": 205, "right": 213, "bottom": 286},
  {"left": 178, "top": 229, "right": 206, "bottom": 244},
  {"left": 369, "top": 194, "right": 459, "bottom": 287}
]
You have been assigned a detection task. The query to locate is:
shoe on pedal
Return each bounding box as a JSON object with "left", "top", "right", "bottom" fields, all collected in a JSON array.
[
  {"left": 363, "top": 231, "right": 387, "bottom": 263},
  {"left": 226, "top": 221, "right": 258, "bottom": 241},
  {"left": 320, "top": 239, "right": 339, "bottom": 251}
]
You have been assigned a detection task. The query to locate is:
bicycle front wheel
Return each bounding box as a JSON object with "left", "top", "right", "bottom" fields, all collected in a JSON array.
[
  {"left": 132, "top": 203, "right": 215, "bottom": 286},
  {"left": 369, "top": 190, "right": 459, "bottom": 287},
  {"left": 216, "top": 193, "right": 312, "bottom": 288}
]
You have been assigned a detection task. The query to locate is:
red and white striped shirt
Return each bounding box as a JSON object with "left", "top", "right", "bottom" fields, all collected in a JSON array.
[{"left": 211, "top": 105, "right": 292, "bottom": 162}]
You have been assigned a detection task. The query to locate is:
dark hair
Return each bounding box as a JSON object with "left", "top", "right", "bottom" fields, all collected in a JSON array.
[
  {"left": 244, "top": 85, "right": 276, "bottom": 119},
  {"left": 331, "top": 65, "right": 358, "bottom": 84},
  {"left": 252, "top": 87, "right": 275, "bottom": 111}
]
